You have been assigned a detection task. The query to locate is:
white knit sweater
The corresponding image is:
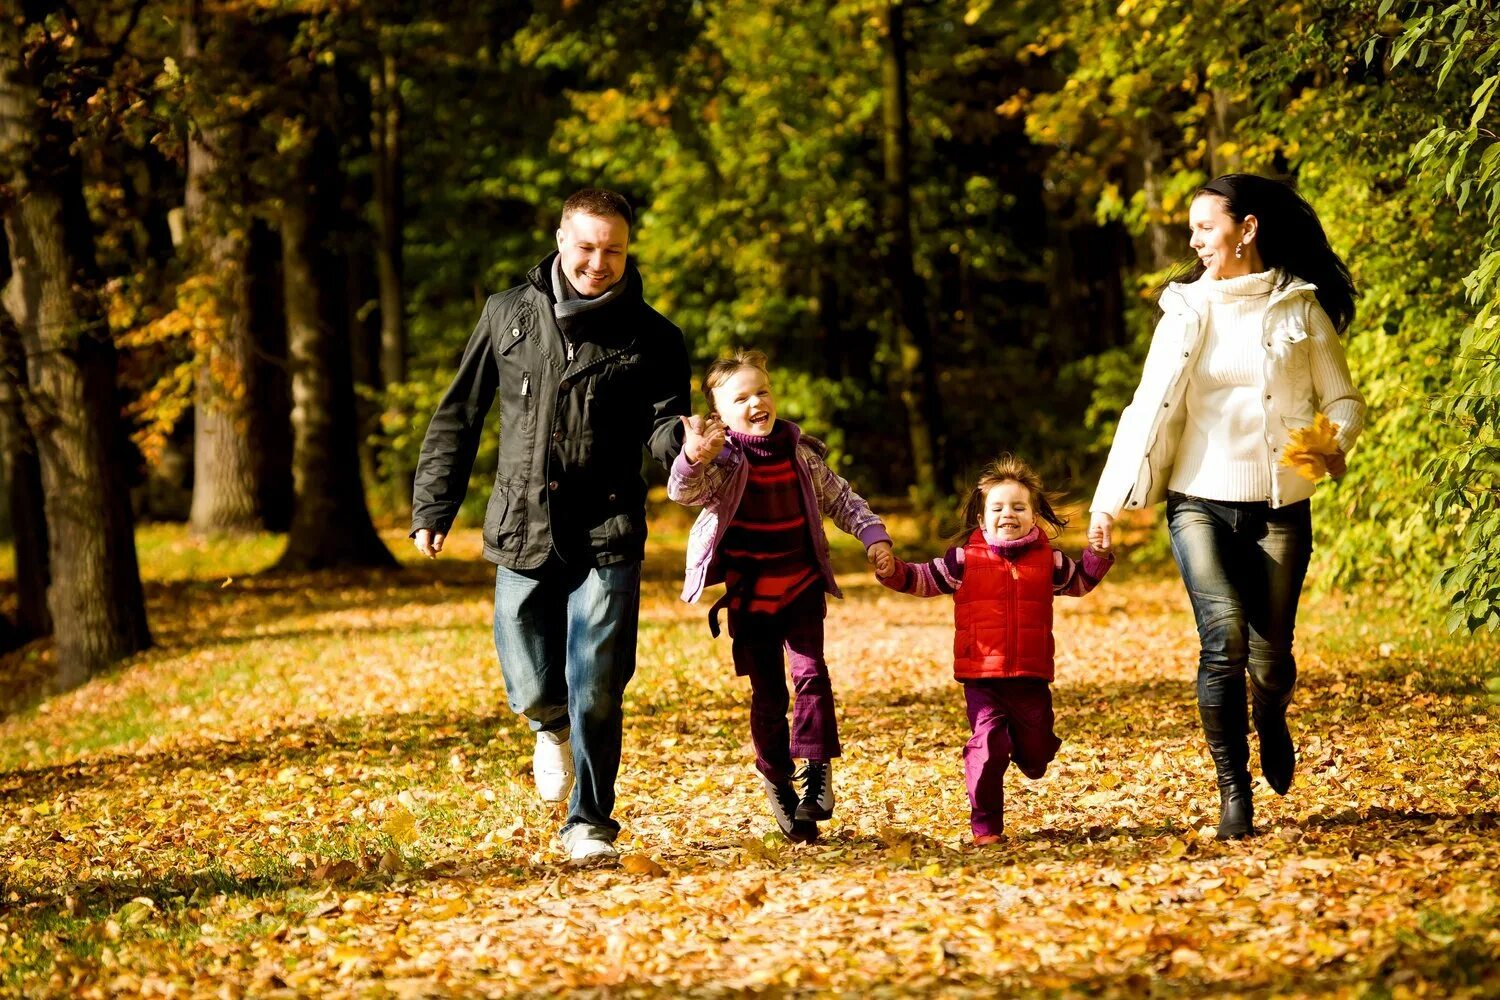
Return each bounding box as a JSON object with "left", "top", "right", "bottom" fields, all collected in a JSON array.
[{"left": 1169, "top": 270, "right": 1277, "bottom": 501}]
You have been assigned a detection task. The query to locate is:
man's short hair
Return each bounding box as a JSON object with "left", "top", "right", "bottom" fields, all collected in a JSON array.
[{"left": 561, "top": 188, "right": 634, "bottom": 227}]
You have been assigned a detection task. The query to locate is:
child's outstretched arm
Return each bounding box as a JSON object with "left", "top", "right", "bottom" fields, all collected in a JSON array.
[
  {"left": 879, "top": 546, "right": 965, "bottom": 598},
  {"left": 802, "top": 441, "right": 892, "bottom": 560},
  {"left": 1054, "top": 545, "right": 1114, "bottom": 598}
]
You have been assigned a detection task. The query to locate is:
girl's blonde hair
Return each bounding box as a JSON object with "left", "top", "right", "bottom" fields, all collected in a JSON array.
[
  {"left": 957, "top": 454, "right": 1069, "bottom": 541},
  {"left": 703, "top": 349, "right": 770, "bottom": 415}
]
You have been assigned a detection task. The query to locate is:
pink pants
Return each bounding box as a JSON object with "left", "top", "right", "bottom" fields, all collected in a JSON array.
[{"left": 963, "top": 678, "right": 1061, "bottom": 838}]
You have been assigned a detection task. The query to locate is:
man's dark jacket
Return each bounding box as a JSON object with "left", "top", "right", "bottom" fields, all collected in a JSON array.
[{"left": 411, "top": 253, "right": 690, "bottom": 569}]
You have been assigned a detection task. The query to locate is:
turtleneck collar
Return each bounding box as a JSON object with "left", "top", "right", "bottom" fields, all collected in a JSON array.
[
  {"left": 981, "top": 524, "right": 1044, "bottom": 554},
  {"left": 726, "top": 420, "right": 795, "bottom": 462},
  {"left": 1199, "top": 268, "right": 1278, "bottom": 303}
]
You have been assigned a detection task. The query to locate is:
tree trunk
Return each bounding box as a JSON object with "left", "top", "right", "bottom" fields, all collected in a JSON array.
[
  {"left": 249, "top": 220, "right": 294, "bottom": 531},
  {"left": 881, "top": 1, "right": 944, "bottom": 513},
  {"left": 1135, "top": 117, "right": 1179, "bottom": 271},
  {"left": 274, "top": 135, "right": 395, "bottom": 571},
  {"left": 371, "top": 48, "right": 406, "bottom": 388},
  {"left": 0, "top": 14, "right": 151, "bottom": 687},
  {"left": 1208, "top": 89, "right": 1246, "bottom": 178},
  {"left": 0, "top": 275, "right": 51, "bottom": 646},
  {"left": 184, "top": 2, "right": 262, "bottom": 535}
]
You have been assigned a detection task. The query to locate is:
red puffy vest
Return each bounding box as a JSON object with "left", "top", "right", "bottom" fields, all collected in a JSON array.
[{"left": 952, "top": 529, "right": 1056, "bottom": 681}]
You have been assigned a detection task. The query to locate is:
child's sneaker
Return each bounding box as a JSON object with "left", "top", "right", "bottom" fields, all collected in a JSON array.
[
  {"left": 761, "top": 773, "right": 818, "bottom": 843},
  {"left": 973, "top": 834, "right": 1004, "bottom": 847},
  {"left": 795, "top": 761, "right": 834, "bottom": 821}
]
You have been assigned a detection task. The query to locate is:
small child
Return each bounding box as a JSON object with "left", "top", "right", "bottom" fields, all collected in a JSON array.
[
  {"left": 670, "top": 350, "right": 894, "bottom": 843},
  {"left": 878, "top": 455, "right": 1113, "bottom": 845}
]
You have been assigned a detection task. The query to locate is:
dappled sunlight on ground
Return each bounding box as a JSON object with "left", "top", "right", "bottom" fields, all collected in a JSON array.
[{"left": 0, "top": 518, "right": 1496, "bottom": 996}]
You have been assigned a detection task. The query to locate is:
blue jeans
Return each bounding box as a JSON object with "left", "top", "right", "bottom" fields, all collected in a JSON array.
[
  {"left": 493, "top": 557, "right": 641, "bottom": 846},
  {"left": 1166, "top": 493, "right": 1312, "bottom": 712}
]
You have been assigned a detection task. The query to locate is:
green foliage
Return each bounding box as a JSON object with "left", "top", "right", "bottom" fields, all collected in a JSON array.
[{"left": 1393, "top": 2, "right": 1500, "bottom": 634}]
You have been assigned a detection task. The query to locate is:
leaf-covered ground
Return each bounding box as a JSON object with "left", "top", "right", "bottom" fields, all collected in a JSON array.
[{"left": 1, "top": 512, "right": 1496, "bottom": 998}]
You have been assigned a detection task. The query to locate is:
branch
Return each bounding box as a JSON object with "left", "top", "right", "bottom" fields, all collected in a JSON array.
[{"left": 104, "top": 0, "right": 152, "bottom": 67}]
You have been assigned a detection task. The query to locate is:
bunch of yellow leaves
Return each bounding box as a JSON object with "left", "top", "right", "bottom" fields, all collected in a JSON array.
[{"left": 1280, "top": 412, "right": 1342, "bottom": 482}]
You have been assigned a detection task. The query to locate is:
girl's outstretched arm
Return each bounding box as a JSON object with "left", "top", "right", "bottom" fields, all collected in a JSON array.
[
  {"left": 880, "top": 546, "right": 965, "bottom": 598},
  {"left": 803, "top": 444, "right": 890, "bottom": 550},
  {"left": 1054, "top": 547, "right": 1114, "bottom": 598}
]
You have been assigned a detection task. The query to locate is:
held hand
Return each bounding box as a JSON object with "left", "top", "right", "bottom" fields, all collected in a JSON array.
[
  {"left": 1087, "top": 511, "right": 1114, "bottom": 554},
  {"left": 1326, "top": 449, "right": 1347, "bottom": 480},
  {"left": 413, "top": 528, "right": 446, "bottom": 559},
  {"left": 680, "top": 414, "right": 727, "bottom": 465},
  {"left": 867, "top": 541, "right": 896, "bottom": 579}
]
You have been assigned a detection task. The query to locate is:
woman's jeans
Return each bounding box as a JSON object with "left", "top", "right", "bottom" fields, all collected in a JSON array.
[
  {"left": 1166, "top": 492, "right": 1312, "bottom": 715},
  {"left": 493, "top": 556, "right": 642, "bottom": 848}
]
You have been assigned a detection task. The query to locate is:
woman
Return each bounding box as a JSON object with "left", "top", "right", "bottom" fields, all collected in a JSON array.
[{"left": 1087, "top": 174, "right": 1366, "bottom": 839}]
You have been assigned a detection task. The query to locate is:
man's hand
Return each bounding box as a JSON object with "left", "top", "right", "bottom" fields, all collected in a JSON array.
[
  {"left": 680, "top": 414, "right": 726, "bottom": 465},
  {"left": 867, "top": 541, "right": 895, "bottom": 578},
  {"left": 1326, "top": 449, "right": 1347, "bottom": 480},
  {"left": 1087, "top": 511, "right": 1114, "bottom": 554},
  {"left": 413, "top": 528, "right": 446, "bottom": 559}
]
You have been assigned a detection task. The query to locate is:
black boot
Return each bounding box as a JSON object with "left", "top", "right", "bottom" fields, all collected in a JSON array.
[
  {"left": 1199, "top": 703, "right": 1254, "bottom": 840},
  {"left": 1251, "top": 686, "right": 1296, "bottom": 795}
]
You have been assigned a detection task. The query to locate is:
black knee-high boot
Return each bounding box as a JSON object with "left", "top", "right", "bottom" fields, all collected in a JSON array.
[
  {"left": 1251, "top": 684, "right": 1295, "bottom": 795},
  {"left": 1199, "top": 697, "right": 1254, "bottom": 840}
]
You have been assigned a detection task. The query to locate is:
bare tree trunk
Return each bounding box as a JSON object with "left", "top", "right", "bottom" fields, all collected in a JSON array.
[
  {"left": 1136, "top": 118, "right": 1179, "bottom": 271},
  {"left": 183, "top": 2, "right": 261, "bottom": 535},
  {"left": 0, "top": 15, "right": 151, "bottom": 687},
  {"left": 371, "top": 48, "right": 405, "bottom": 387},
  {"left": 275, "top": 135, "right": 395, "bottom": 571},
  {"left": 1208, "top": 89, "right": 1245, "bottom": 178},
  {"left": 0, "top": 274, "right": 50, "bottom": 646},
  {"left": 249, "top": 220, "right": 293, "bottom": 531},
  {"left": 881, "top": 1, "right": 943, "bottom": 514}
]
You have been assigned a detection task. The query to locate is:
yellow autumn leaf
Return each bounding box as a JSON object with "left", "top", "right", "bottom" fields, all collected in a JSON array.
[
  {"left": 1280, "top": 412, "right": 1342, "bottom": 482},
  {"left": 382, "top": 804, "right": 418, "bottom": 845},
  {"left": 619, "top": 853, "right": 668, "bottom": 877}
]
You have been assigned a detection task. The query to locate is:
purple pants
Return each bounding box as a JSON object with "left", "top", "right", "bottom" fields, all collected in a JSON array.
[
  {"left": 728, "top": 586, "right": 840, "bottom": 783},
  {"left": 963, "top": 678, "right": 1061, "bottom": 838}
]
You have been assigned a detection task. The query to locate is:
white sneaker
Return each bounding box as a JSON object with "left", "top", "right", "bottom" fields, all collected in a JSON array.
[
  {"left": 533, "top": 729, "right": 574, "bottom": 802},
  {"left": 567, "top": 836, "right": 619, "bottom": 866}
]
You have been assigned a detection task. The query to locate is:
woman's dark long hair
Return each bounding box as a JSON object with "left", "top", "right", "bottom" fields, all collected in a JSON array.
[{"left": 1165, "top": 174, "right": 1356, "bottom": 334}]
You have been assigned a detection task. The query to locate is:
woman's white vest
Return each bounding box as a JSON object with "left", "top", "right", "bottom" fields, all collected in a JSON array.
[{"left": 1091, "top": 273, "right": 1366, "bottom": 517}]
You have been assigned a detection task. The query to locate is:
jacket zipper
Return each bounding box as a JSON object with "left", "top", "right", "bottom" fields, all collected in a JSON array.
[
  {"left": 1008, "top": 557, "right": 1019, "bottom": 667},
  {"left": 565, "top": 343, "right": 634, "bottom": 380},
  {"left": 521, "top": 373, "right": 531, "bottom": 398}
]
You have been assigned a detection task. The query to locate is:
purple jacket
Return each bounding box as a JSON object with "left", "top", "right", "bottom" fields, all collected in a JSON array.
[{"left": 667, "top": 421, "right": 891, "bottom": 603}]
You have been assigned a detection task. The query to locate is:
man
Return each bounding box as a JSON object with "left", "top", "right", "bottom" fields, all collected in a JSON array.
[{"left": 411, "top": 189, "right": 690, "bottom": 863}]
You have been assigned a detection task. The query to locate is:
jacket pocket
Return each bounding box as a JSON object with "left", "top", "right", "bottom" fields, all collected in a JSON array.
[{"left": 484, "top": 475, "right": 525, "bottom": 549}]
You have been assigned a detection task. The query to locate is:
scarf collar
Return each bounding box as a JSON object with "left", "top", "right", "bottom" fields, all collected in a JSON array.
[{"left": 551, "top": 253, "right": 629, "bottom": 324}]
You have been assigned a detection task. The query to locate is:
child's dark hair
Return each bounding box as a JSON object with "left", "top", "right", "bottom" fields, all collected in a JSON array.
[
  {"left": 956, "top": 454, "right": 1069, "bottom": 541},
  {"left": 703, "top": 349, "right": 770, "bottom": 416}
]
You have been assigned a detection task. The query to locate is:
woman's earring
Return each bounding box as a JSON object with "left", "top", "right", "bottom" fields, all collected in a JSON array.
[{"left": 1234, "top": 242, "right": 1244, "bottom": 260}]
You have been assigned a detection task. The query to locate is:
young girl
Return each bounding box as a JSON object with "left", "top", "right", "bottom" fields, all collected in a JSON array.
[
  {"left": 878, "top": 455, "right": 1112, "bottom": 845},
  {"left": 671, "top": 350, "right": 894, "bottom": 843}
]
